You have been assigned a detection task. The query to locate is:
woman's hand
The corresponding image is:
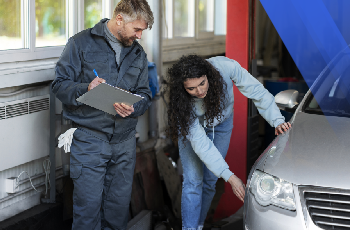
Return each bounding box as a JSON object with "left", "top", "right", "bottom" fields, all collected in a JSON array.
[
  {"left": 227, "top": 175, "right": 246, "bottom": 202},
  {"left": 275, "top": 122, "right": 292, "bottom": 135}
]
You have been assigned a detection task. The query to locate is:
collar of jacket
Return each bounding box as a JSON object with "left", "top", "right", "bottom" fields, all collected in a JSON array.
[{"left": 91, "top": 18, "right": 143, "bottom": 86}]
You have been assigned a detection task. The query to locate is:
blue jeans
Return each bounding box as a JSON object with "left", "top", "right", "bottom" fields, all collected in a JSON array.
[{"left": 179, "top": 114, "right": 233, "bottom": 230}]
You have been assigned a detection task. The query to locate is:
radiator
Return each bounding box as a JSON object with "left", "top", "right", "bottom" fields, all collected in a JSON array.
[{"left": 0, "top": 94, "right": 50, "bottom": 172}]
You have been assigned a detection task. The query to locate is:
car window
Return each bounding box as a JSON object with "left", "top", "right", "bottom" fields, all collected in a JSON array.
[{"left": 304, "top": 61, "right": 350, "bottom": 117}]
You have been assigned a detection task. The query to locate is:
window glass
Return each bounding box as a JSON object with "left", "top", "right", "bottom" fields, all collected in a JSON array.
[
  {"left": 0, "top": 0, "right": 24, "bottom": 50},
  {"left": 304, "top": 53, "right": 350, "bottom": 117},
  {"left": 198, "top": 0, "right": 214, "bottom": 32},
  {"left": 164, "top": 0, "right": 173, "bottom": 39},
  {"left": 174, "top": 0, "right": 194, "bottom": 37},
  {"left": 84, "top": 0, "right": 102, "bottom": 29},
  {"left": 35, "top": 0, "right": 66, "bottom": 47},
  {"left": 214, "top": 0, "right": 226, "bottom": 35}
]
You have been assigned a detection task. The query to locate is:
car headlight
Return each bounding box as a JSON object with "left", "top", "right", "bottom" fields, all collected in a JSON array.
[{"left": 249, "top": 170, "right": 296, "bottom": 210}]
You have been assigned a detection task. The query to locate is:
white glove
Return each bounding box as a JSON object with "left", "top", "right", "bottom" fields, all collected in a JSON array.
[{"left": 58, "top": 128, "right": 77, "bottom": 153}]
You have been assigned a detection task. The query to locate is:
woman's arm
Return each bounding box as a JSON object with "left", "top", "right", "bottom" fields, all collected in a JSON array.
[
  {"left": 187, "top": 118, "right": 246, "bottom": 201},
  {"left": 221, "top": 57, "right": 286, "bottom": 128},
  {"left": 186, "top": 118, "right": 233, "bottom": 182}
]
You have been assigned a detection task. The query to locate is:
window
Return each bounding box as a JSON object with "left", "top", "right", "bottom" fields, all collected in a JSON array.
[
  {"left": 84, "top": 0, "right": 102, "bottom": 29},
  {"left": 0, "top": 0, "right": 24, "bottom": 50},
  {"left": 164, "top": 0, "right": 226, "bottom": 40},
  {"left": 0, "top": 0, "right": 115, "bottom": 63},
  {"left": 162, "top": 0, "right": 226, "bottom": 62},
  {"left": 35, "top": 0, "right": 66, "bottom": 47},
  {"left": 198, "top": 0, "right": 214, "bottom": 32},
  {"left": 214, "top": 0, "right": 226, "bottom": 35},
  {"left": 174, "top": 0, "right": 195, "bottom": 38},
  {"left": 0, "top": 0, "right": 157, "bottom": 65}
]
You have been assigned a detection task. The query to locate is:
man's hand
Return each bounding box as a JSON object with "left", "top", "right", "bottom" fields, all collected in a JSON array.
[
  {"left": 227, "top": 174, "right": 246, "bottom": 202},
  {"left": 114, "top": 103, "right": 134, "bottom": 117},
  {"left": 275, "top": 122, "right": 292, "bottom": 135},
  {"left": 88, "top": 77, "right": 106, "bottom": 91}
]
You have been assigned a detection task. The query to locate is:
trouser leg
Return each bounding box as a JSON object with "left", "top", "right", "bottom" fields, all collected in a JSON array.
[
  {"left": 71, "top": 165, "right": 106, "bottom": 230},
  {"left": 179, "top": 138, "right": 204, "bottom": 230},
  {"left": 199, "top": 114, "right": 234, "bottom": 225},
  {"left": 70, "top": 129, "right": 109, "bottom": 230},
  {"left": 101, "top": 136, "right": 137, "bottom": 230}
]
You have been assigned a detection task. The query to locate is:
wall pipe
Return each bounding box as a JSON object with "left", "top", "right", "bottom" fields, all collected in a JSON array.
[
  {"left": 0, "top": 174, "right": 64, "bottom": 204},
  {"left": 137, "top": 0, "right": 163, "bottom": 152},
  {"left": 17, "top": 167, "right": 63, "bottom": 186},
  {"left": 41, "top": 88, "right": 56, "bottom": 204}
]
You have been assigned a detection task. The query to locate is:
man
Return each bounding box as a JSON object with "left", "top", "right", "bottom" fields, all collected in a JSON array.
[{"left": 51, "top": 1, "right": 154, "bottom": 229}]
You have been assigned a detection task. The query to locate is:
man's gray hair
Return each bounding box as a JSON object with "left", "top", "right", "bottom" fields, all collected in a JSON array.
[{"left": 113, "top": 0, "right": 154, "bottom": 29}]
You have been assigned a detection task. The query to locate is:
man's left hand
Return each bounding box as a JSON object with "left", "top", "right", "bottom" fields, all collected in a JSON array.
[
  {"left": 275, "top": 122, "right": 292, "bottom": 135},
  {"left": 114, "top": 103, "right": 134, "bottom": 117}
]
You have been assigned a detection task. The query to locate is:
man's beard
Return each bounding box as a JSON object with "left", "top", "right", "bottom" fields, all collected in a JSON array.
[{"left": 117, "top": 26, "right": 137, "bottom": 47}]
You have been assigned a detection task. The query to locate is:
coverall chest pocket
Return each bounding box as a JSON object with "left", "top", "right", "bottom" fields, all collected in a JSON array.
[
  {"left": 121, "top": 65, "right": 141, "bottom": 90},
  {"left": 82, "top": 51, "right": 109, "bottom": 82}
]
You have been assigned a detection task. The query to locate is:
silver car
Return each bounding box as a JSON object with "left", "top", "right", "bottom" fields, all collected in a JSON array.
[{"left": 244, "top": 47, "right": 350, "bottom": 230}]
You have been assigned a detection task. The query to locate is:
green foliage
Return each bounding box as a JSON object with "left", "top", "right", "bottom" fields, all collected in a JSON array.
[
  {"left": 0, "top": 0, "right": 21, "bottom": 37},
  {"left": 0, "top": 0, "right": 106, "bottom": 38},
  {"left": 84, "top": 0, "right": 102, "bottom": 29},
  {"left": 36, "top": 0, "right": 66, "bottom": 37},
  {"left": 0, "top": 0, "right": 66, "bottom": 38},
  {"left": 174, "top": 0, "right": 189, "bottom": 37}
]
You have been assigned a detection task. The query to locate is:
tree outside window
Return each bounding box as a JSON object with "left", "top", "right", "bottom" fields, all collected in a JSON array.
[
  {"left": 36, "top": 0, "right": 66, "bottom": 47},
  {"left": 0, "top": 0, "right": 23, "bottom": 50},
  {"left": 84, "top": 0, "right": 102, "bottom": 29}
]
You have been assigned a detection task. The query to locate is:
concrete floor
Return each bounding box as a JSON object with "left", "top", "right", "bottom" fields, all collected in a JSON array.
[
  {"left": 205, "top": 207, "right": 244, "bottom": 230},
  {"left": 0, "top": 203, "right": 244, "bottom": 230}
]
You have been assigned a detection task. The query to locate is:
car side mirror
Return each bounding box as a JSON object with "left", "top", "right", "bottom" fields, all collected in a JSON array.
[{"left": 275, "top": 89, "right": 299, "bottom": 112}]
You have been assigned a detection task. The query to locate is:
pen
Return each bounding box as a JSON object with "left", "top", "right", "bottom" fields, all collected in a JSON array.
[{"left": 93, "top": 69, "right": 99, "bottom": 78}]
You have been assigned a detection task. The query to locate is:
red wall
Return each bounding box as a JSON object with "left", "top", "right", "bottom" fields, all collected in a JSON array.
[{"left": 213, "top": 0, "right": 249, "bottom": 219}]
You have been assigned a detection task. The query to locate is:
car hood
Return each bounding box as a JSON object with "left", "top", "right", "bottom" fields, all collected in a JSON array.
[{"left": 262, "top": 112, "right": 350, "bottom": 189}]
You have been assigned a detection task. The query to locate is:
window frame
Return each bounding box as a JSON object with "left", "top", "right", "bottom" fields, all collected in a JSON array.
[
  {"left": 0, "top": 0, "right": 117, "bottom": 64},
  {"left": 162, "top": 0, "right": 226, "bottom": 61},
  {"left": 196, "top": 0, "right": 215, "bottom": 40}
]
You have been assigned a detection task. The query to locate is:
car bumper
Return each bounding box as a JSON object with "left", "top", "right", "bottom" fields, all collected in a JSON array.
[{"left": 244, "top": 185, "right": 322, "bottom": 230}]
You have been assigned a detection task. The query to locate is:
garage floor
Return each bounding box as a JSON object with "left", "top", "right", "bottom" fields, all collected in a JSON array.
[{"left": 0, "top": 203, "right": 244, "bottom": 230}]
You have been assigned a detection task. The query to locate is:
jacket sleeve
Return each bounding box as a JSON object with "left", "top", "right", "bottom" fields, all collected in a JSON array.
[
  {"left": 226, "top": 58, "right": 285, "bottom": 127},
  {"left": 51, "top": 38, "right": 89, "bottom": 106},
  {"left": 129, "top": 56, "right": 152, "bottom": 118},
  {"left": 186, "top": 118, "right": 234, "bottom": 182}
]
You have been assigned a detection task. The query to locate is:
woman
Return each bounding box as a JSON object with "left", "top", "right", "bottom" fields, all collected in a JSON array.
[{"left": 166, "top": 55, "right": 291, "bottom": 230}]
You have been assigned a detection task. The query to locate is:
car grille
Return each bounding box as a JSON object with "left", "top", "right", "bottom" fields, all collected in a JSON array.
[{"left": 301, "top": 186, "right": 350, "bottom": 229}]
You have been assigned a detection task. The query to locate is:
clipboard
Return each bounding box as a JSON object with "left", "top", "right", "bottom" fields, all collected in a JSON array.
[{"left": 76, "top": 83, "right": 144, "bottom": 116}]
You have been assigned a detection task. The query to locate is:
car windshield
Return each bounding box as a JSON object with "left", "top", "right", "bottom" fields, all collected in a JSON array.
[{"left": 304, "top": 53, "right": 350, "bottom": 117}]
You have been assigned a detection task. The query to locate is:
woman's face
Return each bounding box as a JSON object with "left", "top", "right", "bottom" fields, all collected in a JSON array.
[{"left": 183, "top": 75, "right": 209, "bottom": 98}]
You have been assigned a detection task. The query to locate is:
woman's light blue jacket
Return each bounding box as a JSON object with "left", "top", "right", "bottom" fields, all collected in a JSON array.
[{"left": 186, "top": 56, "right": 285, "bottom": 182}]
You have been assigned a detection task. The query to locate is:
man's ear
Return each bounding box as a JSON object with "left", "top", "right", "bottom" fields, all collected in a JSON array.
[{"left": 116, "top": 14, "right": 123, "bottom": 26}]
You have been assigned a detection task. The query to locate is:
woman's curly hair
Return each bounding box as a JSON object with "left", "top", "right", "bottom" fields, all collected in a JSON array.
[{"left": 166, "top": 55, "right": 227, "bottom": 143}]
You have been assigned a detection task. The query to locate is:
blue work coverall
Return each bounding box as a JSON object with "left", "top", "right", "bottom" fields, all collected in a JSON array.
[{"left": 51, "top": 19, "right": 152, "bottom": 230}]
